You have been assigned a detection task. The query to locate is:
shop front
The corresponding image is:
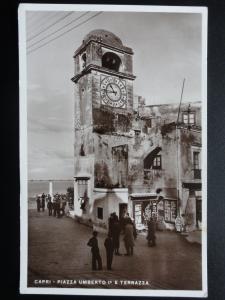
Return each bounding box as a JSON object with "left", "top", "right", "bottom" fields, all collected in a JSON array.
[
  {"left": 130, "top": 193, "right": 158, "bottom": 232},
  {"left": 130, "top": 193, "right": 177, "bottom": 231}
]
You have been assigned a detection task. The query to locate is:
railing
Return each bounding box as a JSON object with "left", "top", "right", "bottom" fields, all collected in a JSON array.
[{"left": 143, "top": 169, "right": 165, "bottom": 181}]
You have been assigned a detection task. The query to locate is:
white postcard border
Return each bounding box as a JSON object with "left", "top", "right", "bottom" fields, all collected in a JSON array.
[{"left": 19, "top": 4, "right": 208, "bottom": 297}]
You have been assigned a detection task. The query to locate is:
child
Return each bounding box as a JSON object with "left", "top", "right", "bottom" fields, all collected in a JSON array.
[
  {"left": 87, "top": 231, "right": 102, "bottom": 271},
  {"left": 104, "top": 233, "right": 114, "bottom": 270}
]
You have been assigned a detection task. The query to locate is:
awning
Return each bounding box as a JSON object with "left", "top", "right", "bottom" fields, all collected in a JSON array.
[
  {"left": 130, "top": 193, "right": 158, "bottom": 200},
  {"left": 182, "top": 182, "right": 201, "bottom": 190},
  {"left": 74, "top": 176, "right": 90, "bottom": 181}
]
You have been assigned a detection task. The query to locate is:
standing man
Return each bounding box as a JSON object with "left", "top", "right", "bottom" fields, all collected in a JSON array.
[
  {"left": 47, "top": 198, "right": 53, "bottom": 216},
  {"left": 56, "top": 198, "right": 61, "bottom": 218},
  {"left": 104, "top": 233, "right": 114, "bottom": 270},
  {"left": 36, "top": 195, "right": 41, "bottom": 212},
  {"left": 108, "top": 213, "right": 114, "bottom": 236},
  {"left": 53, "top": 197, "right": 57, "bottom": 217},
  {"left": 147, "top": 217, "right": 156, "bottom": 247},
  {"left": 87, "top": 231, "right": 102, "bottom": 271},
  {"left": 41, "top": 193, "right": 45, "bottom": 212},
  {"left": 111, "top": 219, "right": 121, "bottom": 255},
  {"left": 47, "top": 194, "right": 51, "bottom": 203},
  {"left": 124, "top": 218, "right": 135, "bottom": 256}
]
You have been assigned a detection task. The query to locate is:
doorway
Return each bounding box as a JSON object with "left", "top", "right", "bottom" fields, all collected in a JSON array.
[{"left": 119, "top": 203, "right": 128, "bottom": 220}]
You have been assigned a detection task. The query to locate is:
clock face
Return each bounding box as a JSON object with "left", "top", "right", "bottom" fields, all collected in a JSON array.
[{"left": 100, "top": 76, "right": 127, "bottom": 108}]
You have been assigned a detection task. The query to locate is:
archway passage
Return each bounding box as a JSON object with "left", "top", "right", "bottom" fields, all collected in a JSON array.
[
  {"left": 102, "top": 52, "right": 121, "bottom": 72},
  {"left": 144, "top": 147, "right": 162, "bottom": 169}
]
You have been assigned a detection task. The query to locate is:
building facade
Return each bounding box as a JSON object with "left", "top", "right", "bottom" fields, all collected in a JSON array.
[{"left": 71, "top": 30, "right": 202, "bottom": 233}]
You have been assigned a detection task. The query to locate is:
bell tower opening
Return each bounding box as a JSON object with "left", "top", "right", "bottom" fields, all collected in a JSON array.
[
  {"left": 102, "top": 52, "right": 121, "bottom": 72},
  {"left": 81, "top": 52, "right": 86, "bottom": 69}
]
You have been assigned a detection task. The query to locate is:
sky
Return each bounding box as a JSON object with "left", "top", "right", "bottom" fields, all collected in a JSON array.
[{"left": 25, "top": 8, "right": 203, "bottom": 180}]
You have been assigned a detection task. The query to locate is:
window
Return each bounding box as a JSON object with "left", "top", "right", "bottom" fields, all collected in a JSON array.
[
  {"left": 144, "top": 147, "right": 161, "bottom": 169},
  {"left": 152, "top": 155, "right": 162, "bottom": 169},
  {"left": 193, "top": 151, "right": 200, "bottom": 169},
  {"left": 134, "top": 204, "right": 142, "bottom": 225},
  {"left": 193, "top": 151, "right": 201, "bottom": 179},
  {"left": 134, "top": 129, "right": 141, "bottom": 136},
  {"left": 189, "top": 113, "right": 195, "bottom": 124},
  {"left": 183, "top": 112, "right": 195, "bottom": 125},
  {"left": 144, "top": 149, "right": 162, "bottom": 179},
  {"left": 183, "top": 114, "right": 188, "bottom": 124},
  {"left": 97, "top": 207, "right": 103, "bottom": 219},
  {"left": 164, "top": 200, "right": 177, "bottom": 223}
]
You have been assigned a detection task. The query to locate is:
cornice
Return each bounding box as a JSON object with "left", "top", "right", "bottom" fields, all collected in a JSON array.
[
  {"left": 74, "top": 39, "right": 133, "bottom": 57},
  {"left": 71, "top": 64, "right": 136, "bottom": 83}
]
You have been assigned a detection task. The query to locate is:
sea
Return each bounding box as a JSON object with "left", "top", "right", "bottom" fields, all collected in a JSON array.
[{"left": 28, "top": 180, "right": 74, "bottom": 209}]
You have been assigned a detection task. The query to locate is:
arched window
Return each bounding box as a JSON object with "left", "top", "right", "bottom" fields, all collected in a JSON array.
[
  {"left": 144, "top": 147, "right": 162, "bottom": 169},
  {"left": 143, "top": 147, "right": 162, "bottom": 180},
  {"left": 102, "top": 52, "right": 121, "bottom": 72}
]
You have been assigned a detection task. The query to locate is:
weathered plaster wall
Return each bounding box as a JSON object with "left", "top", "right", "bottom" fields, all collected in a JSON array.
[
  {"left": 74, "top": 73, "right": 95, "bottom": 221},
  {"left": 74, "top": 74, "right": 92, "bottom": 127},
  {"left": 92, "top": 188, "right": 129, "bottom": 232},
  {"left": 141, "top": 102, "right": 201, "bottom": 126},
  {"left": 93, "top": 133, "right": 131, "bottom": 188},
  {"left": 185, "top": 190, "right": 197, "bottom": 232},
  {"left": 179, "top": 129, "right": 201, "bottom": 180},
  {"left": 123, "top": 53, "right": 133, "bottom": 74},
  {"left": 74, "top": 73, "right": 94, "bottom": 176},
  {"left": 92, "top": 125, "right": 164, "bottom": 195},
  {"left": 161, "top": 128, "right": 178, "bottom": 198},
  {"left": 89, "top": 42, "right": 102, "bottom": 66}
]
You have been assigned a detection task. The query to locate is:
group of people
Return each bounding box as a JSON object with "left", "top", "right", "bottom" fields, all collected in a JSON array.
[
  {"left": 36, "top": 193, "right": 70, "bottom": 218},
  {"left": 36, "top": 193, "right": 49, "bottom": 212},
  {"left": 87, "top": 211, "right": 138, "bottom": 271}
]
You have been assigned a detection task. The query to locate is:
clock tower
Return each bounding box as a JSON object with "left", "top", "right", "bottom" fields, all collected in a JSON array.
[
  {"left": 72, "top": 29, "right": 135, "bottom": 224},
  {"left": 72, "top": 29, "right": 135, "bottom": 124}
]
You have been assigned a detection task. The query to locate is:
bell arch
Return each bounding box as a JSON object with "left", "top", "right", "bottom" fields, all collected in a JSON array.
[{"left": 102, "top": 52, "right": 121, "bottom": 72}]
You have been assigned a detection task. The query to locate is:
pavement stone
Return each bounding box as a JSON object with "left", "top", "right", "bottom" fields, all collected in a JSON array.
[
  {"left": 28, "top": 209, "right": 202, "bottom": 290},
  {"left": 184, "top": 230, "right": 202, "bottom": 245}
]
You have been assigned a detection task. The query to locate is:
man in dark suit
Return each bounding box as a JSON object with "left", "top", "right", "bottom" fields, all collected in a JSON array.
[
  {"left": 41, "top": 193, "right": 45, "bottom": 211},
  {"left": 104, "top": 233, "right": 114, "bottom": 270},
  {"left": 87, "top": 231, "right": 102, "bottom": 271}
]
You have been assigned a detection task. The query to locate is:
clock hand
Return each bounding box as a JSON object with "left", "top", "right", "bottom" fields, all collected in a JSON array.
[
  {"left": 106, "top": 90, "right": 116, "bottom": 94},
  {"left": 109, "top": 84, "right": 116, "bottom": 93}
]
